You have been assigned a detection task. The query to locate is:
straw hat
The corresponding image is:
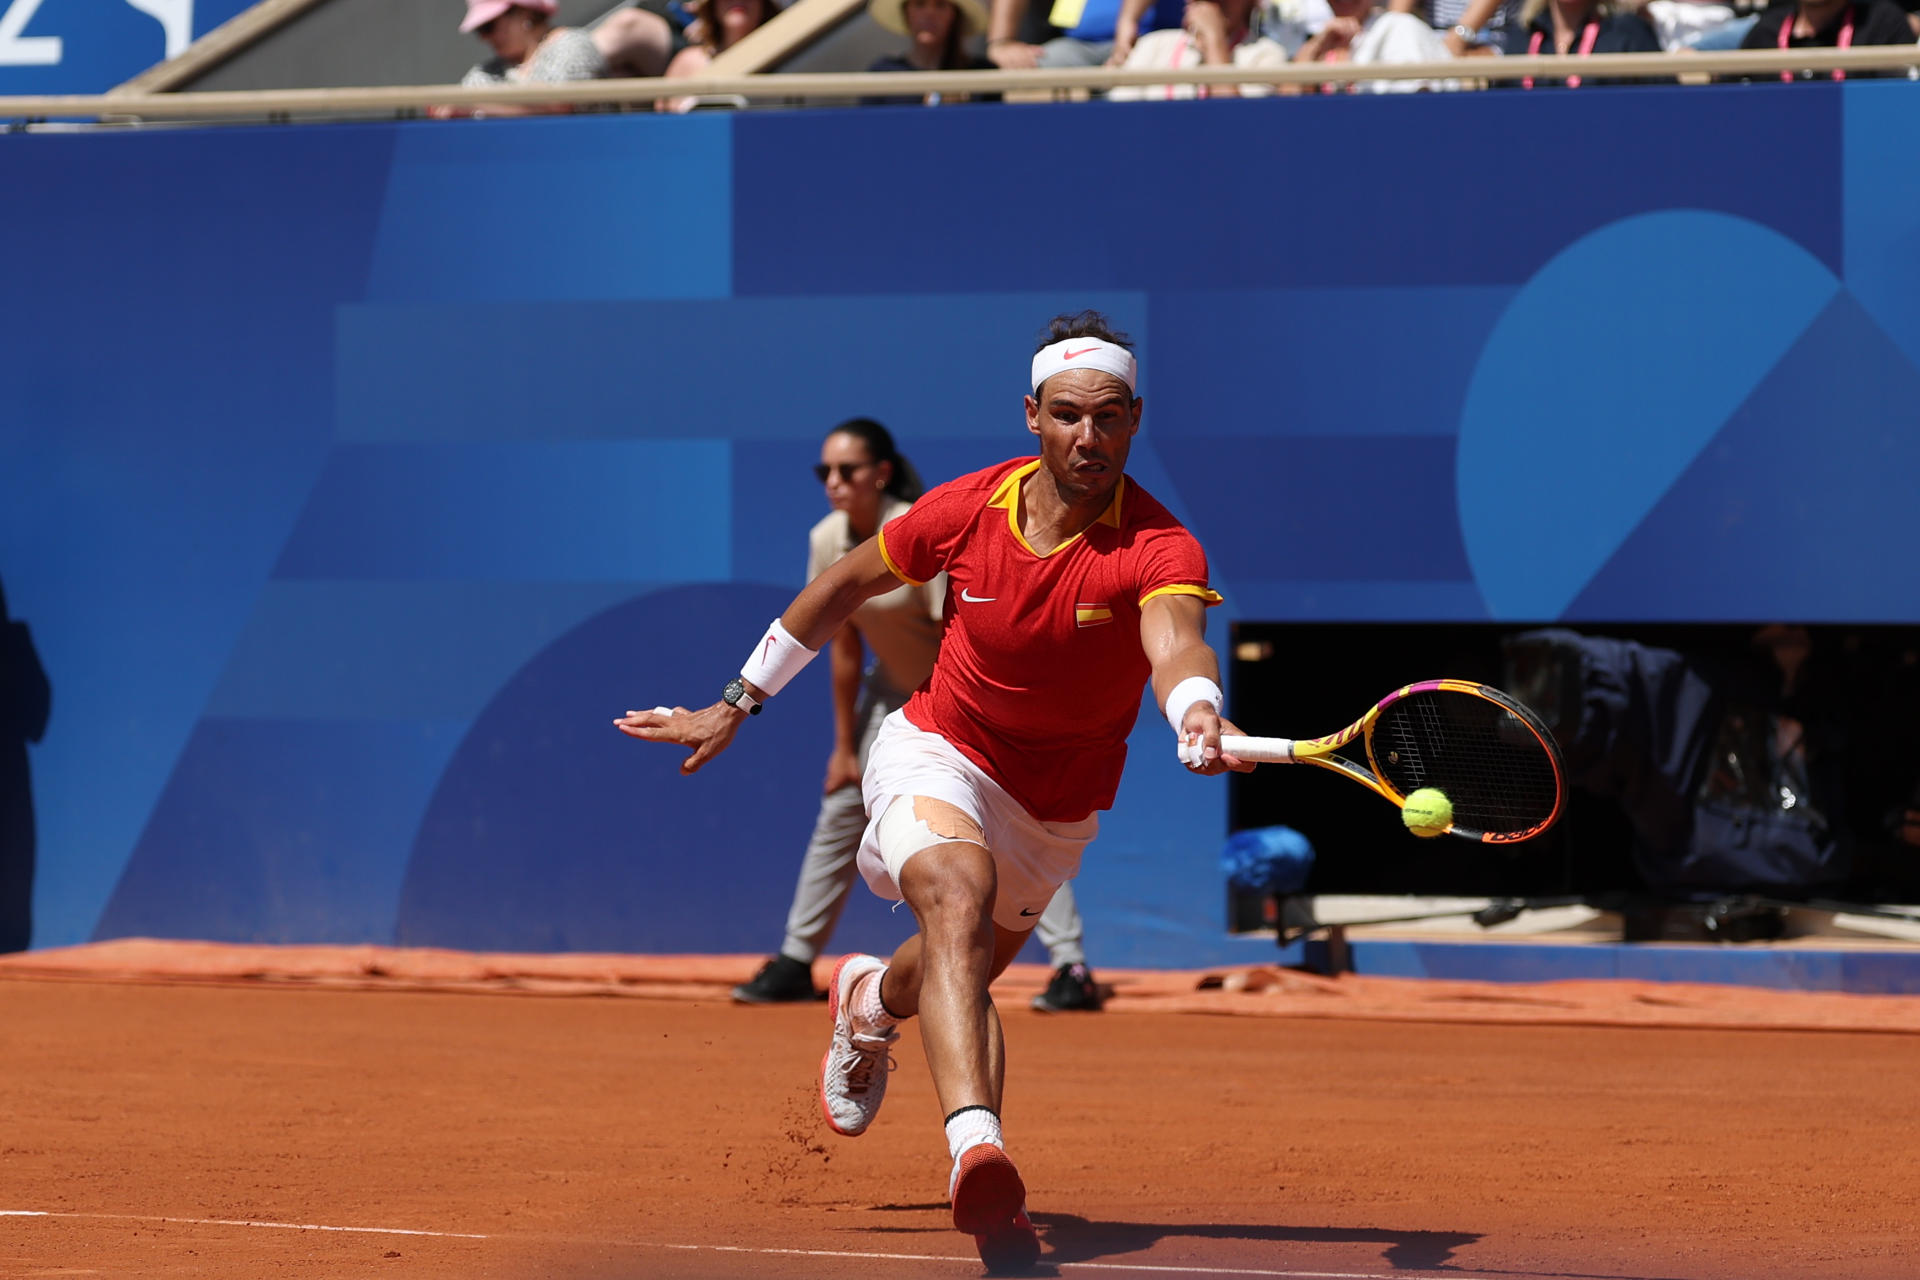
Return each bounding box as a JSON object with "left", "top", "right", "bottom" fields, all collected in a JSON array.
[{"left": 868, "top": 0, "right": 989, "bottom": 38}]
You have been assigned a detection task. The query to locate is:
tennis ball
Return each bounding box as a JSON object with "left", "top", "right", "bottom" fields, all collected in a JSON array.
[{"left": 1401, "top": 788, "right": 1453, "bottom": 838}]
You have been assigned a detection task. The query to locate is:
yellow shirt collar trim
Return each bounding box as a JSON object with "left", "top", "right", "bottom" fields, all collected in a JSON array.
[{"left": 987, "top": 460, "right": 1126, "bottom": 557}]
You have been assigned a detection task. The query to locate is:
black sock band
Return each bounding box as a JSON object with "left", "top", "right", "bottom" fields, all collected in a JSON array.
[
  {"left": 944, "top": 1104, "right": 998, "bottom": 1126},
  {"left": 878, "top": 973, "right": 910, "bottom": 1022}
]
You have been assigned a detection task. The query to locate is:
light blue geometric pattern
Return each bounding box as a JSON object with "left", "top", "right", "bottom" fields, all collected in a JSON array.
[
  {"left": 1842, "top": 83, "right": 1920, "bottom": 372},
  {"left": 1459, "top": 211, "right": 1840, "bottom": 620}
]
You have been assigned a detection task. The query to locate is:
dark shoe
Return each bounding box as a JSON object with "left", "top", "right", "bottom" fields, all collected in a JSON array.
[
  {"left": 732, "top": 954, "right": 819, "bottom": 1004},
  {"left": 1030, "top": 962, "right": 1103, "bottom": 1013}
]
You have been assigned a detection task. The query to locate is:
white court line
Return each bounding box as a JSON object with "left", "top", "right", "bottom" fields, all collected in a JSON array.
[
  {"left": 0, "top": 1208, "right": 1473, "bottom": 1279},
  {"left": 0, "top": 1209, "right": 488, "bottom": 1240}
]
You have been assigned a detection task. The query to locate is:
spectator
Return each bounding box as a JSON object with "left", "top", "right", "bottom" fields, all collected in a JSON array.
[
  {"left": 1290, "top": 0, "right": 1457, "bottom": 89},
  {"left": 592, "top": 2, "right": 683, "bottom": 77},
  {"left": 1641, "top": 0, "right": 1758, "bottom": 51},
  {"left": 432, "top": 0, "right": 606, "bottom": 117},
  {"left": 1738, "top": 0, "right": 1915, "bottom": 77},
  {"left": 1108, "top": 0, "right": 1292, "bottom": 97},
  {"left": 660, "top": 0, "right": 778, "bottom": 110},
  {"left": 1264, "top": 0, "right": 1339, "bottom": 51},
  {"left": 986, "top": 0, "right": 1183, "bottom": 67},
  {"left": 1503, "top": 0, "right": 1659, "bottom": 84},
  {"left": 866, "top": 0, "right": 1002, "bottom": 102},
  {"left": 1389, "top": 0, "right": 1524, "bottom": 56}
]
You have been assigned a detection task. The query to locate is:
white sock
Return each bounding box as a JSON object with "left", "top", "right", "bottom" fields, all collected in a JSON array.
[
  {"left": 852, "top": 966, "right": 899, "bottom": 1036},
  {"left": 945, "top": 1105, "right": 1003, "bottom": 1162}
]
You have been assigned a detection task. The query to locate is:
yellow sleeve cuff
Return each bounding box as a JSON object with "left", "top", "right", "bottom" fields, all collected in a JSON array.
[
  {"left": 1140, "top": 583, "right": 1224, "bottom": 608},
  {"left": 875, "top": 529, "right": 926, "bottom": 587}
]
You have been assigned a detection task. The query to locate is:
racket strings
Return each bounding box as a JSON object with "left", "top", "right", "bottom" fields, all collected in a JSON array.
[{"left": 1369, "top": 691, "right": 1561, "bottom": 836}]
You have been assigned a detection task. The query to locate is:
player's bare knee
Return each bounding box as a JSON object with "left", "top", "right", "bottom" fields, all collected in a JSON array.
[{"left": 901, "top": 845, "right": 996, "bottom": 926}]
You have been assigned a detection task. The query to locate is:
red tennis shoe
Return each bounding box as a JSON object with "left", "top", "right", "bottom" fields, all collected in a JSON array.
[
  {"left": 950, "top": 1143, "right": 1039, "bottom": 1271},
  {"left": 974, "top": 1206, "right": 1042, "bottom": 1274}
]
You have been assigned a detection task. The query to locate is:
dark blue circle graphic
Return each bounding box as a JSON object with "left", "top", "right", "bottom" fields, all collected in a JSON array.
[{"left": 395, "top": 583, "right": 907, "bottom": 954}]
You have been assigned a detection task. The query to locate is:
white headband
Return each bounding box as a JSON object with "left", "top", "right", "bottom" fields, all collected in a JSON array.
[{"left": 1030, "top": 337, "right": 1137, "bottom": 396}]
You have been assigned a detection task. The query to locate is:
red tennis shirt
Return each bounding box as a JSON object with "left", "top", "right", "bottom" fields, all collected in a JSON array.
[{"left": 876, "top": 457, "right": 1222, "bottom": 822}]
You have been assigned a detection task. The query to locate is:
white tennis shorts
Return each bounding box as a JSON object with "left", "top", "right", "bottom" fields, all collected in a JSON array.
[{"left": 857, "top": 710, "right": 1098, "bottom": 933}]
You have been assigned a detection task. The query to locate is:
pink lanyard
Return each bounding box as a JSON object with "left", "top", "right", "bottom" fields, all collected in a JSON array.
[
  {"left": 1779, "top": 4, "right": 1854, "bottom": 81},
  {"left": 1165, "top": 34, "right": 1210, "bottom": 99},
  {"left": 1523, "top": 20, "right": 1600, "bottom": 89}
]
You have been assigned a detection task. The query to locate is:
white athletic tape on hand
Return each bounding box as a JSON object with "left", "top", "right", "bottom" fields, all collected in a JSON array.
[
  {"left": 1178, "top": 734, "right": 1291, "bottom": 765},
  {"left": 1030, "top": 337, "right": 1137, "bottom": 395},
  {"left": 652, "top": 707, "right": 674, "bottom": 716},
  {"left": 739, "top": 617, "right": 817, "bottom": 697}
]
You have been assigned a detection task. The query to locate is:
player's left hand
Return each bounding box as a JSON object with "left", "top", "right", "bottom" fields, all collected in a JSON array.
[
  {"left": 1179, "top": 709, "right": 1255, "bottom": 775},
  {"left": 614, "top": 703, "right": 746, "bottom": 775}
]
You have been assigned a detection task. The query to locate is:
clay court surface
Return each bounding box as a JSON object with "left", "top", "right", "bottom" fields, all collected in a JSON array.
[{"left": 4, "top": 949, "right": 1918, "bottom": 1280}]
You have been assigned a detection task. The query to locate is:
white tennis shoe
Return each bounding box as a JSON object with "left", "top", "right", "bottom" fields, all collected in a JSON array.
[{"left": 819, "top": 953, "right": 897, "bottom": 1137}]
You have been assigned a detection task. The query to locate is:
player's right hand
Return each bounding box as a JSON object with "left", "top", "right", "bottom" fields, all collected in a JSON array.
[{"left": 614, "top": 703, "right": 744, "bottom": 775}]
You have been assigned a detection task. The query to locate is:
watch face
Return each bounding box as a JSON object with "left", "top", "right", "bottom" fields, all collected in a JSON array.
[{"left": 723, "top": 678, "right": 745, "bottom": 704}]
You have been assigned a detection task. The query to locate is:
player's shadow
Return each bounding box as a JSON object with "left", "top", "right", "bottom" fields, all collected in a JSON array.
[
  {"left": 863, "top": 1207, "right": 1695, "bottom": 1280},
  {"left": 857, "top": 1209, "right": 1476, "bottom": 1268},
  {"left": 1035, "top": 1213, "right": 1701, "bottom": 1280},
  {"left": 1031, "top": 1214, "right": 1477, "bottom": 1271}
]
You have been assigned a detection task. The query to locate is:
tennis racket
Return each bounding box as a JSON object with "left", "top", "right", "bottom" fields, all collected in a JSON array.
[{"left": 1178, "top": 679, "right": 1566, "bottom": 843}]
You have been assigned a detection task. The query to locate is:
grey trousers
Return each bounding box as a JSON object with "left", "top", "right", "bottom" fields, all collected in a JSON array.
[{"left": 778, "top": 676, "right": 1089, "bottom": 970}]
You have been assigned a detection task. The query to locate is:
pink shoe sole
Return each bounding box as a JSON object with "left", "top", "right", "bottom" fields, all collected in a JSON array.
[{"left": 950, "top": 1143, "right": 1026, "bottom": 1235}]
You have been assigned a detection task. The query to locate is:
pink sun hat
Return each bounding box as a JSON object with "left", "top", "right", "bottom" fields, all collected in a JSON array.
[{"left": 460, "top": 0, "right": 557, "bottom": 32}]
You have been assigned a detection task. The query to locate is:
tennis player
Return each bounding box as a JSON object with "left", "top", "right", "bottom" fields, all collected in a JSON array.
[
  {"left": 733, "top": 416, "right": 1106, "bottom": 1013},
  {"left": 615, "top": 310, "right": 1250, "bottom": 1272}
]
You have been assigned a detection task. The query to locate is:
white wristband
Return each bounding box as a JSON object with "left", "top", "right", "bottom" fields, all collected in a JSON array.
[
  {"left": 739, "top": 618, "right": 817, "bottom": 697},
  {"left": 1164, "top": 676, "right": 1224, "bottom": 734}
]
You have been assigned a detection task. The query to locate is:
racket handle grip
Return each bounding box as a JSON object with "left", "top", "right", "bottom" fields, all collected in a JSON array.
[{"left": 1176, "top": 734, "right": 1294, "bottom": 765}]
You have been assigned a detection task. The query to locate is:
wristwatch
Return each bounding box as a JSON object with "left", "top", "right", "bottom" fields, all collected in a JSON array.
[
  {"left": 1450, "top": 22, "right": 1477, "bottom": 41},
  {"left": 722, "top": 677, "right": 763, "bottom": 716}
]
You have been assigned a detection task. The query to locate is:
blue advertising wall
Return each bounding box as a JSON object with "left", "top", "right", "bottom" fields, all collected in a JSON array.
[
  {"left": 4, "top": 85, "right": 1920, "bottom": 964},
  {"left": 0, "top": 0, "right": 254, "bottom": 94}
]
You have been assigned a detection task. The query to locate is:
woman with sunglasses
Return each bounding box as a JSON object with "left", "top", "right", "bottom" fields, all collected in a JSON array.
[
  {"left": 734, "top": 419, "right": 1104, "bottom": 1015},
  {"left": 434, "top": 0, "right": 606, "bottom": 118}
]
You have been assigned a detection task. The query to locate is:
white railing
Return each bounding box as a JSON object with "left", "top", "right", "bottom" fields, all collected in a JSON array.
[{"left": 1, "top": 45, "right": 1915, "bottom": 122}]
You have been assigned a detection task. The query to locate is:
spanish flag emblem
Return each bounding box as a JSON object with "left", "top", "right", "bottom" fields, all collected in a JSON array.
[{"left": 1075, "top": 603, "right": 1113, "bottom": 628}]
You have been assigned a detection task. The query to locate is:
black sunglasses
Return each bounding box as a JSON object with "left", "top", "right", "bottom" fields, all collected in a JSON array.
[{"left": 814, "top": 461, "right": 872, "bottom": 483}]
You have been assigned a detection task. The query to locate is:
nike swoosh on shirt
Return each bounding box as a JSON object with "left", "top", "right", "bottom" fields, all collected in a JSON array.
[
  {"left": 1020, "top": 907, "right": 1042, "bottom": 916},
  {"left": 960, "top": 588, "right": 996, "bottom": 603}
]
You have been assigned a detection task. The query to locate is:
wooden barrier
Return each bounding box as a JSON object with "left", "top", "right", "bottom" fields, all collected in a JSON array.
[{"left": 2, "top": 45, "right": 1915, "bottom": 122}]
